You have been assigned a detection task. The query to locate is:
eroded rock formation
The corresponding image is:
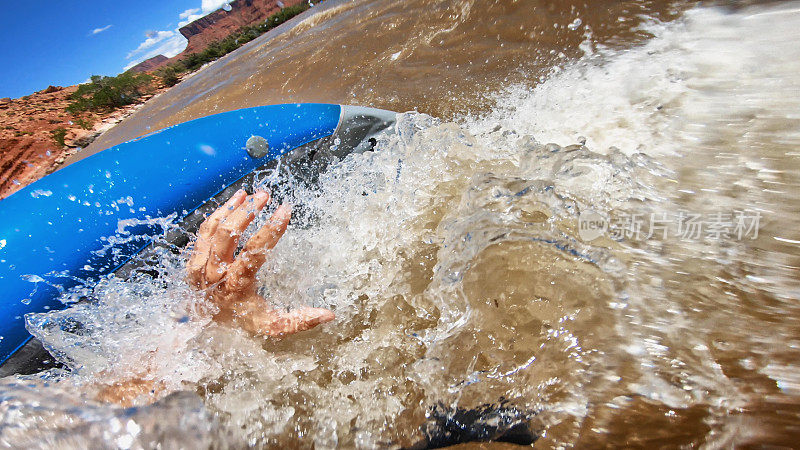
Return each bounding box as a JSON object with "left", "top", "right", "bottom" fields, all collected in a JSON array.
[
  {"left": 129, "top": 55, "right": 170, "bottom": 73},
  {"left": 179, "top": 0, "right": 304, "bottom": 55}
]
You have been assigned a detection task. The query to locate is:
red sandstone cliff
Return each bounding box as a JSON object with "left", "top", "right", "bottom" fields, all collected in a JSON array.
[
  {"left": 126, "top": 0, "right": 306, "bottom": 75},
  {"left": 178, "top": 0, "right": 304, "bottom": 55},
  {"left": 129, "top": 55, "right": 169, "bottom": 73}
]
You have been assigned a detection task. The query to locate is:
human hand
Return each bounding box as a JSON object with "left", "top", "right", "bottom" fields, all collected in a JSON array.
[
  {"left": 187, "top": 189, "right": 334, "bottom": 336},
  {"left": 97, "top": 190, "right": 333, "bottom": 406}
]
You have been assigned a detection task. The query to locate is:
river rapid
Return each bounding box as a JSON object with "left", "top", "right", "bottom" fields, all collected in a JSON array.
[{"left": 2, "top": 0, "right": 800, "bottom": 448}]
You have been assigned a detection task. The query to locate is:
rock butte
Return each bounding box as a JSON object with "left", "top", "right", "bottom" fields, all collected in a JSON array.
[{"left": 130, "top": 0, "right": 305, "bottom": 73}]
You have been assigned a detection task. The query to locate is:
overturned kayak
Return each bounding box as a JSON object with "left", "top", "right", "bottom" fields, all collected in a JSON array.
[{"left": 0, "top": 103, "right": 396, "bottom": 369}]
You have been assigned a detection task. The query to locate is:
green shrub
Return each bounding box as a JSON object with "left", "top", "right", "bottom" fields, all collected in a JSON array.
[
  {"left": 267, "top": 3, "right": 309, "bottom": 27},
  {"left": 159, "top": 67, "right": 180, "bottom": 87},
  {"left": 67, "top": 72, "right": 152, "bottom": 113},
  {"left": 73, "top": 117, "right": 94, "bottom": 130},
  {"left": 51, "top": 128, "right": 67, "bottom": 147},
  {"left": 181, "top": 52, "right": 206, "bottom": 72}
]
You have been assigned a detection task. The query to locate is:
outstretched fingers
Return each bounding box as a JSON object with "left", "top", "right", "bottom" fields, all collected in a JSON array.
[
  {"left": 227, "top": 204, "right": 293, "bottom": 286},
  {"left": 245, "top": 204, "right": 292, "bottom": 253},
  {"left": 187, "top": 189, "right": 247, "bottom": 287},
  {"left": 199, "top": 189, "right": 247, "bottom": 236},
  {"left": 204, "top": 190, "right": 271, "bottom": 284}
]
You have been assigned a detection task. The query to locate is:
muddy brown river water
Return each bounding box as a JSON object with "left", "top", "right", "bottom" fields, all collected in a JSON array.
[
  {"left": 3, "top": 0, "right": 800, "bottom": 448},
  {"left": 84, "top": 0, "right": 685, "bottom": 153}
]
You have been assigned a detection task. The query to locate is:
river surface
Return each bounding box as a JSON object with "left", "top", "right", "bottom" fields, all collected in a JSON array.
[{"left": 3, "top": 0, "right": 800, "bottom": 448}]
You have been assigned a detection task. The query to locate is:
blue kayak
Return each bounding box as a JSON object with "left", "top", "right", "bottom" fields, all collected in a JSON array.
[{"left": 0, "top": 103, "right": 395, "bottom": 368}]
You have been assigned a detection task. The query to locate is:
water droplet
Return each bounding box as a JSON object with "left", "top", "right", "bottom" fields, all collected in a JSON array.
[
  {"left": 21, "top": 274, "right": 44, "bottom": 283},
  {"left": 567, "top": 18, "right": 582, "bottom": 30}
]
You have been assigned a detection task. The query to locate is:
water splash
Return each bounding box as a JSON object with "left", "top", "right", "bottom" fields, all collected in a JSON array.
[{"left": 4, "top": 2, "right": 800, "bottom": 448}]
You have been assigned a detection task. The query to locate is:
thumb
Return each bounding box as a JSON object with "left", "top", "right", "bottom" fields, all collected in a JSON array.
[{"left": 260, "top": 307, "right": 335, "bottom": 336}]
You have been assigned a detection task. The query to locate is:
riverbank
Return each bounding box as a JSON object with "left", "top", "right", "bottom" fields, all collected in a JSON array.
[{"left": 0, "top": 77, "right": 182, "bottom": 199}]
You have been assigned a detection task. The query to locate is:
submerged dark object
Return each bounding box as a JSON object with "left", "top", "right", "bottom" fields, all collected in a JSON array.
[
  {"left": 415, "top": 401, "right": 537, "bottom": 448},
  {"left": 0, "top": 103, "right": 396, "bottom": 370}
]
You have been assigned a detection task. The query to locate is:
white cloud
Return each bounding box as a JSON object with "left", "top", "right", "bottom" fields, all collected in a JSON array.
[
  {"left": 126, "top": 30, "right": 178, "bottom": 59},
  {"left": 124, "top": 29, "right": 188, "bottom": 70},
  {"left": 91, "top": 24, "right": 112, "bottom": 35},
  {"left": 201, "top": 0, "right": 230, "bottom": 14},
  {"left": 179, "top": 8, "right": 200, "bottom": 19},
  {"left": 123, "top": 36, "right": 186, "bottom": 70},
  {"left": 178, "top": 1, "right": 231, "bottom": 26}
]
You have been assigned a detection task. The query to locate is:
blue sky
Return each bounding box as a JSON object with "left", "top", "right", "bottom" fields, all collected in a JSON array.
[{"left": 0, "top": 0, "right": 231, "bottom": 99}]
